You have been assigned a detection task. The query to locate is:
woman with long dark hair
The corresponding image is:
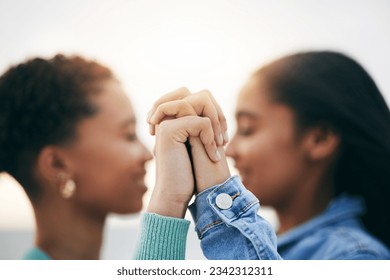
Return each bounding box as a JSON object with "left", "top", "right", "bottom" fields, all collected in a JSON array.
[{"left": 141, "top": 51, "right": 390, "bottom": 259}]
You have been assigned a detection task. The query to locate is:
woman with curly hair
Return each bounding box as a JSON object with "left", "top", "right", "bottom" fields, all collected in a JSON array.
[
  {"left": 0, "top": 54, "right": 226, "bottom": 260},
  {"left": 0, "top": 55, "right": 154, "bottom": 259}
]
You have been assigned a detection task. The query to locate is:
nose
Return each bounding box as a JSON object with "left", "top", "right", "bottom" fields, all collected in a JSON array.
[
  {"left": 139, "top": 141, "right": 153, "bottom": 163},
  {"left": 225, "top": 134, "right": 237, "bottom": 160}
]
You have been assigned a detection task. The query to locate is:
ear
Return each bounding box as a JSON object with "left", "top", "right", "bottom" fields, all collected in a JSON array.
[
  {"left": 36, "top": 146, "right": 73, "bottom": 186},
  {"left": 303, "top": 125, "right": 340, "bottom": 162}
]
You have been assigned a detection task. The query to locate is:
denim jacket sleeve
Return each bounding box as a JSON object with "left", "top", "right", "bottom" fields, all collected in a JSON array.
[{"left": 189, "top": 175, "right": 282, "bottom": 260}]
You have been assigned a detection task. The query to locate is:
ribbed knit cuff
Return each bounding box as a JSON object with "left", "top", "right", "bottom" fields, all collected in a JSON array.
[{"left": 134, "top": 213, "right": 190, "bottom": 260}]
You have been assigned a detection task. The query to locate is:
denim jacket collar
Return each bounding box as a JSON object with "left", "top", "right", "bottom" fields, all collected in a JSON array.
[{"left": 277, "top": 193, "right": 365, "bottom": 248}]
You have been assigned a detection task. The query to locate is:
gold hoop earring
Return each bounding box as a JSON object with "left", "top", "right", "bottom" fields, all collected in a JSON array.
[{"left": 60, "top": 179, "right": 76, "bottom": 199}]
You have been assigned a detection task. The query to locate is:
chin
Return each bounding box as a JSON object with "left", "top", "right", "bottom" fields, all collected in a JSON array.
[
  {"left": 130, "top": 203, "right": 143, "bottom": 213},
  {"left": 113, "top": 202, "right": 143, "bottom": 214},
  {"left": 241, "top": 176, "right": 252, "bottom": 189}
]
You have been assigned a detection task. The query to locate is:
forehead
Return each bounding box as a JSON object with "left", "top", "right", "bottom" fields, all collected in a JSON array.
[
  {"left": 93, "top": 79, "right": 135, "bottom": 122},
  {"left": 68, "top": 80, "right": 135, "bottom": 151},
  {"left": 236, "top": 76, "right": 295, "bottom": 124},
  {"left": 236, "top": 77, "right": 269, "bottom": 117},
  {"left": 73, "top": 79, "right": 137, "bottom": 141}
]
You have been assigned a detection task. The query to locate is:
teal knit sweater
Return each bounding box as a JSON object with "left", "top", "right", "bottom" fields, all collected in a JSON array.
[
  {"left": 135, "top": 213, "right": 190, "bottom": 259},
  {"left": 23, "top": 213, "right": 190, "bottom": 260}
]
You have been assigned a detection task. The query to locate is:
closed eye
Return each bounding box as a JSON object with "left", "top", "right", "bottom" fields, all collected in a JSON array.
[
  {"left": 126, "top": 133, "right": 137, "bottom": 141},
  {"left": 237, "top": 127, "right": 253, "bottom": 136}
]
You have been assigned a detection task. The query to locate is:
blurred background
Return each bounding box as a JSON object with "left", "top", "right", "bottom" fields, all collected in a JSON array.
[{"left": 0, "top": 0, "right": 389, "bottom": 259}]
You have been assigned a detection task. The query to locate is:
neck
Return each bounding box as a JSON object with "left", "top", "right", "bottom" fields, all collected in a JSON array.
[
  {"left": 32, "top": 197, "right": 106, "bottom": 260},
  {"left": 275, "top": 166, "right": 334, "bottom": 235}
]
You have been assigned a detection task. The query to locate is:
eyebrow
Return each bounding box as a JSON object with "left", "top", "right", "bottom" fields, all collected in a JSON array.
[
  {"left": 121, "top": 116, "right": 136, "bottom": 128},
  {"left": 235, "top": 110, "right": 260, "bottom": 119}
]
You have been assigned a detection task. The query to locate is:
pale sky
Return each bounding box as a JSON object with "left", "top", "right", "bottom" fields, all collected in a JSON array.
[{"left": 0, "top": 0, "right": 389, "bottom": 229}]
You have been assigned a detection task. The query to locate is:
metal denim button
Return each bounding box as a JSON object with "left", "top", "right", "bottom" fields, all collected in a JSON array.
[{"left": 215, "top": 193, "right": 233, "bottom": 210}]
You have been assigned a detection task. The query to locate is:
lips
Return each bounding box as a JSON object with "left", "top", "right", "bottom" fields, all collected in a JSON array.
[
  {"left": 136, "top": 178, "right": 144, "bottom": 185},
  {"left": 234, "top": 164, "right": 245, "bottom": 176},
  {"left": 134, "top": 172, "right": 148, "bottom": 193}
]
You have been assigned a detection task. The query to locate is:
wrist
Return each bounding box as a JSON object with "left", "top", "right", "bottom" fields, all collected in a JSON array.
[
  {"left": 195, "top": 147, "right": 231, "bottom": 193},
  {"left": 146, "top": 190, "right": 190, "bottom": 218}
]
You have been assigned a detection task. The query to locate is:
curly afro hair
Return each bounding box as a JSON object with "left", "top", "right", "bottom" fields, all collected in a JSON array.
[{"left": 0, "top": 54, "right": 114, "bottom": 198}]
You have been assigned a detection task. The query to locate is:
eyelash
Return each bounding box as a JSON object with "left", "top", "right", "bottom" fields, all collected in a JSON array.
[
  {"left": 237, "top": 127, "right": 253, "bottom": 136},
  {"left": 126, "top": 133, "right": 137, "bottom": 141}
]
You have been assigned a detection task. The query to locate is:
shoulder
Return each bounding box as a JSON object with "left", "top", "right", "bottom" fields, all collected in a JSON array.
[
  {"left": 311, "top": 226, "right": 390, "bottom": 259},
  {"left": 23, "top": 247, "right": 51, "bottom": 260}
]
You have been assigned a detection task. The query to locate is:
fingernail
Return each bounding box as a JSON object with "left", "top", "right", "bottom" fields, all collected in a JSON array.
[
  {"left": 219, "top": 133, "right": 224, "bottom": 146},
  {"left": 223, "top": 131, "right": 229, "bottom": 143},
  {"left": 215, "top": 150, "right": 221, "bottom": 161},
  {"left": 149, "top": 114, "right": 156, "bottom": 124},
  {"left": 149, "top": 125, "right": 154, "bottom": 135},
  {"left": 146, "top": 111, "right": 152, "bottom": 122}
]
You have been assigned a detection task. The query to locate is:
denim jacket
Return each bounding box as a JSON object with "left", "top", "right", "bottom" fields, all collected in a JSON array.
[{"left": 189, "top": 176, "right": 390, "bottom": 260}]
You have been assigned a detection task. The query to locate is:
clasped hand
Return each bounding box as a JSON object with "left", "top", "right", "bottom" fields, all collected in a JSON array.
[{"left": 146, "top": 88, "right": 231, "bottom": 218}]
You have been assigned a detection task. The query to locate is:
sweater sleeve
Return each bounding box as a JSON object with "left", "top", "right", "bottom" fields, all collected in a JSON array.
[{"left": 134, "top": 212, "right": 190, "bottom": 260}]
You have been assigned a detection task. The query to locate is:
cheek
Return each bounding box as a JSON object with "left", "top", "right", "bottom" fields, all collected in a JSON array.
[
  {"left": 239, "top": 133, "right": 304, "bottom": 204},
  {"left": 72, "top": 143, "right": 142, "bottom": 213},
  {"left": 76, "top": 145, "right": 131, "bottom": 185},
  {"left": 238, "top": 132, "right": 283, "bottom": 169}
]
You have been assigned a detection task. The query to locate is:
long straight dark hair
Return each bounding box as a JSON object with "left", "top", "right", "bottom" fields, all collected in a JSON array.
[{"left": 255, "top": 51, "right": 390, "bottom": 248}]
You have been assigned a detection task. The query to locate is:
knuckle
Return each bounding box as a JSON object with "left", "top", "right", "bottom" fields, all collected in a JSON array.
[
  {"left": 157, "top": 102, "right": 168, "bottom": 113},
  {"left": 178, "top": 99, "right": 188, "bottom": 108},
  {"left": 201, "top": 116, "right": 212, "bottom": 127},
  {"left": 201, "top": 131, "right": 215, "bottom": 145},
  {"left": 158, "top": 119, "right": 171, "bottom": 131},
  {"left": 177, "top": 87, "right": 191, "bottom": 95},
  {"left": 199, "top": 89, "right": 211, "bottom": 96},
  {"left": 152, "top": 100, "right": 160, "bottom": 111},
  {"left": 220, "top": 115, "right": 227, "bottom": 124},
  {"left": 176, "top": 100, "right": 194, "bottom": 116},
  {"left": 210, "top": 111, "right": 219, "bottom": 121},
  {"left": 208, "top": 139, "right": 217, "bottom": 147},
  {"left": 157, "top": 120, "right": 177, "bottom": 138}
]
